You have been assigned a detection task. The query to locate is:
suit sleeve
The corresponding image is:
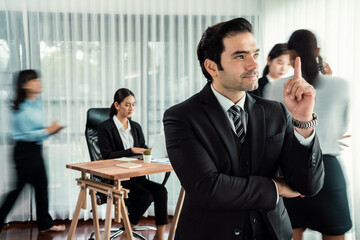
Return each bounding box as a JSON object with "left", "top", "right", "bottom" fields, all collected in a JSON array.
[
  {"left": 279, "top": 104, "right": 324, "bottom": 196},
  {"left": 164, "top": 107, "right": 278, "bottom": 211},
  {"left": 98, "top": 122, "right": 133, "bottom": 159},
  {"left": 264, "top": 80, "right": 324, "bottom": 196}
]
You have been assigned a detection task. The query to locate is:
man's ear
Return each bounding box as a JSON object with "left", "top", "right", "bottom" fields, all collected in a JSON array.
[
  {"left": 204, "top": 59, "right": 218, "bottom": 78},
  {"left": 316, "top": 47, "right": 320, "bottom": 57}
]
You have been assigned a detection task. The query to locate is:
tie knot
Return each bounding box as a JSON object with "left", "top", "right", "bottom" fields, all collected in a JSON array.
[{"left": 228, "top": 105, "right": 241, "bottom": 117}]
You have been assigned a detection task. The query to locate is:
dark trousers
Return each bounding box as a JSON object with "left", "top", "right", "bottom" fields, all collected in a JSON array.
[
  {"left": 0, "top": 142, "right": 54, "bottom": 232},
  {"left": 123, "top": 176, "right": 168, "bottom": 226}
]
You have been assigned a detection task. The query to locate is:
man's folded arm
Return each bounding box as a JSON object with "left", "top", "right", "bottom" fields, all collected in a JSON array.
[{"left": 164, "top": 108, "right": 279, "bottom": 211}]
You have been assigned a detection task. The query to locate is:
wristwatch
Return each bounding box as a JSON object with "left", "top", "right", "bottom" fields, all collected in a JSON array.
[{"left": 292, "top": 113, "right": 318, "bottom": 129}]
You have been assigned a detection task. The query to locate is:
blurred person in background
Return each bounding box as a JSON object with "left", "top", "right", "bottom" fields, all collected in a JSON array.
[
  {"left": 0, "top": 69, "right": 65, "bottom": 233},
  {"left": 265, "top": 29, "right": 352, "bottom": 240},
  {"left": 250, "top": 43, "right": 291, "bottom": 97}
]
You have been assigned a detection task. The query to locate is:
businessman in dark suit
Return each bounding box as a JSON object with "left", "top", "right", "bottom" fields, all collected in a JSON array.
[{"left": 163, "top": 18, "right": 324, "bottom": 240}]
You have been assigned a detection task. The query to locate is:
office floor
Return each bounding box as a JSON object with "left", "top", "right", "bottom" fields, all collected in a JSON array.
[{"left": 0, "top": 216, "right": 173, "bottom": 240}]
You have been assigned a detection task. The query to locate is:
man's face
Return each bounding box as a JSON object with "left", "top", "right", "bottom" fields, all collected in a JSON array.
[{"left": 214, "top": 32, "right": 259, "bottom": 92}]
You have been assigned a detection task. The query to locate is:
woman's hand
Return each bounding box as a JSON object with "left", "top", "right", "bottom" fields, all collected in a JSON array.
[
  {"left": 322, "top": 61, "right": 333, "bottom": 75},
  {"left": 46, "top": 121, "right": 65, "bottom": 135},
  {"left": 131, "top": 147, "right": 147, "bottom": 155}
]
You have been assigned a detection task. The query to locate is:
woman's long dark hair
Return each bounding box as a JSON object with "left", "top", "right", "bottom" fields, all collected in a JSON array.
[
  {"left": 288, "top": 29, "right": 319, "bottom": 86},
  {"left": 262, "top": 43, "right": 288, "bottom": 76},
  {"left": 109, "top": 88, "right": 135, "bottom": 118},
  {"left": 12, "top": 69, "right": 39, "bottom": 111}
]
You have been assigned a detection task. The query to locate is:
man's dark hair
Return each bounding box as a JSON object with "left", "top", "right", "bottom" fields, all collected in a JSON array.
[{"left": 197, "top": 17, "right": 253, "bottom": 82}]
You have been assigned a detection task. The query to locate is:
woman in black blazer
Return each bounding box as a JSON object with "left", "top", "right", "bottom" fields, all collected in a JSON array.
[
  {"left": 250, "top": 43, "right": 291, "bottom": 97},
  {"left": 98, "top": 88, "right": 168, "bottom": 240}
]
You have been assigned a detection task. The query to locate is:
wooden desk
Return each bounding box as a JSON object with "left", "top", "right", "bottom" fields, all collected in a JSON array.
[{"left": 66, "top": 159, "right": 173, "bottom": 240}]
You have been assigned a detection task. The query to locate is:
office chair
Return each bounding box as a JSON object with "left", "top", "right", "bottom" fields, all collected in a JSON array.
[{"left": 85, "top": 108, "right": 155, "bottom": 240}]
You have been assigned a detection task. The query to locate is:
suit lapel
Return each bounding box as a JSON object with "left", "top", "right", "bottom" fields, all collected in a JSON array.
[
  {"left": 199, "top": 84, "right": 238, "bottom": 162},
  {"left": 245, "top": 93, "right": 266, "bottom": 173},
  {"left": 110, "top": 120, "right": 125, "bottom": 150}
]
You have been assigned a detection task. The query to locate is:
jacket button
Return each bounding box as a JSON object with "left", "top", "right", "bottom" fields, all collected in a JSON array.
[
  {"left": 234, "top": 228, "right": 241, "bottom": 235},
  {"left": 253, "top": 218, "right": 257, "bottom": 223}
]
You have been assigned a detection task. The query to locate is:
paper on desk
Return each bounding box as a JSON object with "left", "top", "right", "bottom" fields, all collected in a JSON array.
[
  {"left": 151, "top": 158, "right": 171, "bottom": 165},
  {"left": 116, "top": 162, "right": 142, "bottom": 168},
  {"left": 115, "top": 157, "right": 139, "bottom": 161}
]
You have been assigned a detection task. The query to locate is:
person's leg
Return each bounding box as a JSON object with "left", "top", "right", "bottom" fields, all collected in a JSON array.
[
  {"left": 0, "top": 143, "right": 30, "bottom": 232},
  {"left": 322, "top": 234, "right": 345, "bottom": 240},
  {"left": 153, "top": 224, "right": 166, "bottom": 240},
  {"left": 293, "top": 228, "right": 306, "bottom": 240},
  {"left": 0, "top": 181, "right": 26, "bottom": 232},
  {"left": 32, "top": 154, "right": 64, "bottom": 232},
  {"left": 140, "top": 180, "right": 168, "bottom": 225},
  {"left": 135, "top": 179, "right": 168, "bottom": 240},
  {"left": 123, "top": 180, "right": 154, "bottom": 226}
]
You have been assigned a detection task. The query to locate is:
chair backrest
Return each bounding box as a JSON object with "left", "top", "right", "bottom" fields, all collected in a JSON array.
[{"left": 85, "top": 108, "right": 110, "bottom": 162}]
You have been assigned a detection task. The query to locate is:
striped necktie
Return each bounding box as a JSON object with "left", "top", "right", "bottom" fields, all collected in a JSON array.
[{"left": 228, "top": 105, "right": 246, "bottom": 143}]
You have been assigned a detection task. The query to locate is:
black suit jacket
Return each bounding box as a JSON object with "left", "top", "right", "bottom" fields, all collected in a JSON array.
[
  {"left": 163, "top": 83, "right": 324, "bottom": 240},
  {"left": 98, "top": 118, "right": 147, "bottom": 159},
  {"left": 249, "top": 75, "right": 269, "bottom": 97}
]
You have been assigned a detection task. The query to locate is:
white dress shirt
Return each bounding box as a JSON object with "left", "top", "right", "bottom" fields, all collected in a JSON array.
[
  {"left": 210, "top": 84, "right": 315, "bottom": 203},
  {"left": 112, "top": 115, "right": 134, "bottom": 149},
  {"left": 210, "top": 84, "right": 315, "bottom": 144},
  {"left": 266, "top": 74, "right": 276, "bottom": 83},
  {"left": 211, "top": 85, "right": 248, "bottom": 134}
]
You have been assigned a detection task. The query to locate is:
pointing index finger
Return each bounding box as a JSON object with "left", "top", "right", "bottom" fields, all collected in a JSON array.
[{"left": 294, "top": 57, "right": 302, "bottom": 78}]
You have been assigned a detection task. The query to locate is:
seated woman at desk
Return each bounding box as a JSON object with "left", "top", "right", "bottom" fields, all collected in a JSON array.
[{"left": 98, "top": 88, "right": 168, "bottom": 240}]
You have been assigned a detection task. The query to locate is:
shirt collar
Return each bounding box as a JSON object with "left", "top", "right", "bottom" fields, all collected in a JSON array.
[
  {"left": 266, "top": 74, "right": 276, "bottom": 83},
  {"left": 210, "top": 84, "right": 246, "bottom": 113},
  {"left": 24, "top": 96, "right": 40, "bottom": 104},
  {"left": 112, "top": 115, "right": 131, "bottom": 132}
]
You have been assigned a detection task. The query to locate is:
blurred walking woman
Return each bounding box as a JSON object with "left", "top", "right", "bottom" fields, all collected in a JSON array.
[
  {"left": 0, "top": 70, "right": 65, "bottom": 233},
  {"left": 266, "top": 30, "right": 352, "bottom": 240},
  {"left": 98, "top": 88, "right": 168, "bottom": 240}
]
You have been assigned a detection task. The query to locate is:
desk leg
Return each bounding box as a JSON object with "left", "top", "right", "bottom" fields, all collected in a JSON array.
[
  {"left": 67, "top": 186, "right": 86, "bottom": 240},
  {"left": 81, "top": 173, "right": 87, "bottom": 209},
  {"left": 103, "top": 191, "right": 113, "bottom": 240},
  {"left": 120, "top": 195, "right": 133, "bottom": 240},
  {"left": 90, "top": 190, "right": 100, "bottom": 240},
  {"left": 168, "top": 186, "right": 185, "bottom": 240},
  {"left": 114, "top": 180, "right": 122, "bottom": 223}
]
